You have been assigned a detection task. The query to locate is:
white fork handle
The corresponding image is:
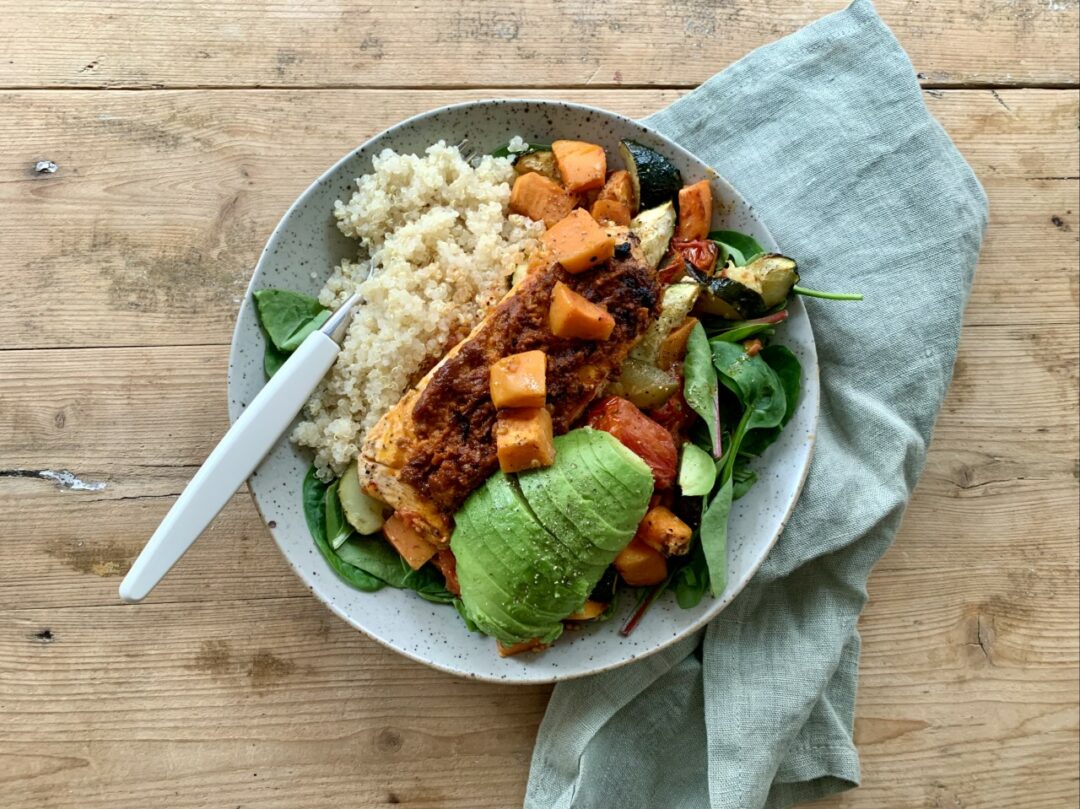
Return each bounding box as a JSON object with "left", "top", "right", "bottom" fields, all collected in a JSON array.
[{"left": 118, "top": 331, "right": 340, "bottom": 603}]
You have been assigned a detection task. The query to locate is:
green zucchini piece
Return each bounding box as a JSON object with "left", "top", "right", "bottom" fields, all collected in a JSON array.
[
  {"left": 630, "top": 201, "right": 676, "bottom": 270},
  {"left": 338, "top": 459, "right": 388, "bottom": 535},
  {"left": 619, "top": 140, "right": 683, "bottom": 210},
  {"left": 702, "top": 253, "right": 799, "bottom": 319}
]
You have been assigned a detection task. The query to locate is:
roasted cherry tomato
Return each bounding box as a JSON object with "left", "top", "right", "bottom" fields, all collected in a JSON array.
[
  {"left": 672, "top": 239, "right": 719, "bottom": 275},
  {"left": 657, "top": 239, "right": 718, "bottom": 285},
  {"left": 586, "top": 396, "right": 678, "bottom": 489}
]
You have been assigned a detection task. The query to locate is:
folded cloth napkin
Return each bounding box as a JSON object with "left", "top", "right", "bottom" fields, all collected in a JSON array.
[{"left": 525, "top": 2, "right": 988, "bottom": 807}]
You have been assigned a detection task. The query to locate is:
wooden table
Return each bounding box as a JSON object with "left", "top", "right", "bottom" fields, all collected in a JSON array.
[{"left": 1, "top": 2, "right": 1077, "bottom": 807}]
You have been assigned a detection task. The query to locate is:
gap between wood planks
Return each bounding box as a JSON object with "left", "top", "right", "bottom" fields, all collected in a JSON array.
[
  {"left": 2, "top": 322, "right": 1074, "bottom": 355},
  {"left": 0, "top": 81, "right": 1077, "bottom": 92}
]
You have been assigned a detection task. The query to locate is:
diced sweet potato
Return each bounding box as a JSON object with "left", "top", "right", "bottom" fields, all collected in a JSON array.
[
  {"left": 496, "top": 638, "right": 548, "bottom": 657},
  {"left": 614, "top": 538, "right": 668, "bottom": 586},
  {"left": 676, "top": 180, "right": 713, "bottom": 241},
  {"left": 597, "top": 169, "right": 637, "bottom": 212},
  {"left": 383, "top": 513, "right": 438, "bottom": 570},
  {"left": 565, "top": 600, "right": 608, "bottom": 621},
  {"left": 432, "top": 549, "right": 460, "bottom": 595},
  {"left": 495, "top": 407, "right": 556, "bottom": 473},
  {"left": 551, "top": 140, "right": 607, "bottom": 193},
  {"left": 490, "top": 350, "right": 547, "bottom": 409},
  {"left": 510, "top": 171, "right": 577, "bottom": 228},
  {"left": 549, "top": 281, "right": 615, "bottom": 341},
  {"left": 542, "top": 208, "right": 615, "bottom": 274},
  {"left": 656, "top": 317, "right": 699, "bottom": 372},
  {"left": 634, "top": 506, "right": 693, "bottom": 557},
  {"left": 744, "top": 337, "right": 764, "bottom": 357},
  {"left": 590, "top": 198, "right": 631, "bottom": 227}
]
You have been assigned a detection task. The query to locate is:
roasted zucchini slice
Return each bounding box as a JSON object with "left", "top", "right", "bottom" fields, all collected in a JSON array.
[
  {"left": 619, "top": 140, "right": 683, "bottom": 210},
  {"left": 699, "top": 253, "right": 799, "bottom": 319},
  {"left": 630, "top": 201, "right": 677, "bottom": 270}
]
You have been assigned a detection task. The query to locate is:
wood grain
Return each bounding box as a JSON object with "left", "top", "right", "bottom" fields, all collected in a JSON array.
[
  {"left": 1, "top": 6, "right": 1078, "bottom": 805},
  {"left": 0, "top": 0, "right": 1076, "bottom": 89},
  {"left": 0, "top": 89, "right": 1076, "bottom": 352}
]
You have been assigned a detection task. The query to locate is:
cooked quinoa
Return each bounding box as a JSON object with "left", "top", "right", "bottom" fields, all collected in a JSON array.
[{"left": 292, "top": 141, "right": 543, "bottom": 479}]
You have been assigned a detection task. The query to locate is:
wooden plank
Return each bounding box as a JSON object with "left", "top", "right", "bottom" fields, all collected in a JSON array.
[
  {"left": 0, "top": 0, "right": 1076, "bottom": 89},
  {"left": 0, "top": 88, "right": 1075, "bottom": 351},
  {"left": 0, "top": 598, "right": 550, "bottom": 808}
]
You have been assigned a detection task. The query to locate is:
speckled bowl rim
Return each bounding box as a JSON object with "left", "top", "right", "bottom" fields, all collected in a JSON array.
[{"left": 228, "top": 99, "right": 819, "bottom": 683}]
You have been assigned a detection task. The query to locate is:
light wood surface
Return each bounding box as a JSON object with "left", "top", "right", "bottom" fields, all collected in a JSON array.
[{"left": 0, "top": 2, "right": 1077, "bottom": 807}]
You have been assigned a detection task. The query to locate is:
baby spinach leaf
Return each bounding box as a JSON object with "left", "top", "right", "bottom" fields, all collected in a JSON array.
[
  {"left": 683, "top": 322, "right": 722, "bottom": 457},
  {"left": 709, "top": 230, "right": 765, "bottom": 267},
  {"left": 303, "top": 466, "right": 384, "bottom": 592},
  {"left": 711, "top": 323, "right": 775, "bottom": 344},
  {"left": 253, "top": 289, "right": 331, "bottom": 352},
  {"left": 699, "top": 477, "right": 733, "bottom": 597},
  {"left": 324, "top": 480, "right": 353, "bottom": 550},
  {"left": 731, "top": 463, "right": 758, "bottom": 500},
  {"left": 674, "top": 539, "right": 710, "bottom": 609},
  {"left": 335, "top": 536, "right": 455, "bottom": 604},
  {"left": 761, "top": 345, "right": 802, "bottom": 428},
  {"left": 738, "top": 346, "right": 803, "bottom": 458},
  {"left": 711, "top": 341, "right": 787, "bottom": 434},
  {"left": 263, "top": 342, "right": 289, "bottom": 379}
]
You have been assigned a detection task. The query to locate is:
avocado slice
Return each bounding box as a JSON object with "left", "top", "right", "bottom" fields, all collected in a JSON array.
[{"left": 450, "top": 429, "right": 654, "bottom": 646}]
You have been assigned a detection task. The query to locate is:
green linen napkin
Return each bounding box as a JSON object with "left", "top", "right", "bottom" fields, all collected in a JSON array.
[{"left": 525, "top": 2, "right": 988, "bottom": 807}]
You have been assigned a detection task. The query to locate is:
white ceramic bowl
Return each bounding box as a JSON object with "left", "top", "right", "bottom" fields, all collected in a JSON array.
[{"left": 227, "top": 100, "right": 818, "bottom": 683}]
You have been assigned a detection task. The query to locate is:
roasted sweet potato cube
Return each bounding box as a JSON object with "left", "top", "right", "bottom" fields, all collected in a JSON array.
[
  {"left": 676, "top": 180, "right": 713, "bottom": 241},
  {"left": 490, "top": 350, "right": 547, "bottom": 409},
  {"left": 591, "top": 198, "right": 631, "bottom": 227},
  {"left": 634, "top": 506, "right": 693, "bottom": 556},
  {"left": 383, "top": 513, "right": 438, "bottom": 570},
  {"left": 551, "top": 140, "right": 607, "bottom": 193},
  {"left": 495, "top": 407, "right": 556, "bottom": 473},
  {"left": 549, "top": 282, "right": 615, "bottom": 341},
  {"left": 542, "top": 208, "right": 615, "bottom": 273},
  {"left": 614, "top": 538, "right": 668, "bottom": 586},
  {"left": 598, "top": 169, "right": 637, "bottom": 212},
  {"left": 510, "top": 171, "right": 577, "bottom": 228}
]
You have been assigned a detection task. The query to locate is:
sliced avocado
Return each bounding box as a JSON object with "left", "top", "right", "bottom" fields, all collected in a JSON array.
[
  {"left": 703, "top": 253, "right": 799, "bottom": 319},
  {"left": 450, "top": 429, "right": 653, "bottom": 646},
  {"left": 338, "top": 459, "right": 387, "bottom": 535},
  {"left": 460, "top": 475, "right": 573, "bottom": 620},
  {"left": 630, "top": 202, "right": 677, "bottom": 271},
  {"left": 619, "top": 140, "right": 683, "bottom": 210},
  {"left": 452, "top": 498, "right": 566, "bottom": 644}
]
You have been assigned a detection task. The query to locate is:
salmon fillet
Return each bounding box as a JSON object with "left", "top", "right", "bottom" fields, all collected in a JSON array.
[{"left": 358, "top": 227, "right": 660, "bottom": 545}]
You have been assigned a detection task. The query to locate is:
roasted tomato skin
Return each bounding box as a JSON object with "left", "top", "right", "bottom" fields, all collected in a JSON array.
[
  {"left": 657, "top": 239, "right": 718, "bottom": 284},
  {"left": 586, "top": 396, "right": 678, "bottom": 489}
]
